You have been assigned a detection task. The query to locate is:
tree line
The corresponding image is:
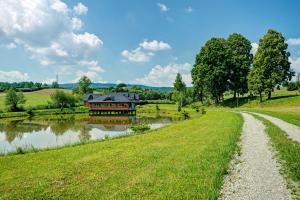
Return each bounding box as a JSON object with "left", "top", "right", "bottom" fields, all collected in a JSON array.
[
  {"left": 191, "top": 29, "right": 294, "bottom": 103},
  {"left": 0, "top": 81, "right": 60, "bottom": 92}
]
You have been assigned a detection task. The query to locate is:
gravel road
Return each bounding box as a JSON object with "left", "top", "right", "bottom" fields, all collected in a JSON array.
[
  {"left": 250, "top": 112, "right": 300, "bottom": 143},
  {"left": 219, "top": 112, "right": 292, "bottom": 200}
]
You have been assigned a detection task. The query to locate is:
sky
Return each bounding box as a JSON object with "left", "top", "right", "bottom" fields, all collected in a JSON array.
[{"left": 0, "top": 0, "right": 300, "bottom": 86}]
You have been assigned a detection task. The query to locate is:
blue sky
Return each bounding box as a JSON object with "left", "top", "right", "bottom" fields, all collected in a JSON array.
[{"left": 0, "top": 0, "right": 300, "bottom": 86}]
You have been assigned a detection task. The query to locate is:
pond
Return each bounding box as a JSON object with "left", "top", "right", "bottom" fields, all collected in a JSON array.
[{"left": 0, "top": 115, "right": 172, "bottom": 154}]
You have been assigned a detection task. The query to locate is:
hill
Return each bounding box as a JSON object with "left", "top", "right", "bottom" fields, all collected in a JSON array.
[
  {"left": 0, "top": 89, "right": 70, "bottom": 111},
  {"left": 59, "top": 83, "right": 173, "bottom": 92}
]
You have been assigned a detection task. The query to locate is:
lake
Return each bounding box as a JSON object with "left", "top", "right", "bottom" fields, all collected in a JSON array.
[{"left": 0, "top": 115, "right": 172, "bottom": 154}]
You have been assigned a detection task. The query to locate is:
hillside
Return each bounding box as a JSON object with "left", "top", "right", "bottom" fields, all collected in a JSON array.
[
  {"left": 0, "top": 89, "right": 71, "bottom": 111},
  {"left": 60, "top": 83, "right": 174, "bottom": 92}
]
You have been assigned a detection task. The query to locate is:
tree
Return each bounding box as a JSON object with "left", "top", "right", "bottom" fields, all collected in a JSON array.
[
  {"left": 191, "top": 65, "right": 205, "bottom": 104},
  {"left": 5, "top": 89, "right": 26, "bottom": 111},
  {"left": 249, "top": 29, "right": 294, "bottom": 100},
  {"left": 50, "top": 90, "right": 77, "bottom": 111},
  {"left": 192, "top": 38, "right": 230, "bottom": 103},
  {"left": 248, "top": 66, "right": 264, "bottom": 102},
  {"left": 52, "top": 81, "right": 59, "bottom": 88},
  {"left": 173, "top": 73, "right": 186, "bottom": 110},
  {"left": 73, "top": 76, "right": 92, "bottom": 96},
  {"left": 227, "top": 33, "right": 252, "bottom": 99}
]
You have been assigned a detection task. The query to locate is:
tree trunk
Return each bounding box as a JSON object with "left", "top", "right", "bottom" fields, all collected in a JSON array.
[
  {"left": 259, "top": 92, "right": 262, "bottom": 103},
  {"left": 233, "top": 90, "right": 236, "bottom": 99},
  {"left": 236, "top": 92, "right": 239, "bottom": 107},
  {"left": 200, "top": 90, "right": 203, "bottom": 104},
  {"left": 267, "top": 91, "right": 271, "bottom": 99}
]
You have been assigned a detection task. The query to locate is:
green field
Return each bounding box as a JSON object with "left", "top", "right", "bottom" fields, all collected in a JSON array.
[
  {"left": 0, "top": 89, "right": 71, "bottom": 111},
  {"left": 0, "top": 111, "right": 243, "bottom": 199}
]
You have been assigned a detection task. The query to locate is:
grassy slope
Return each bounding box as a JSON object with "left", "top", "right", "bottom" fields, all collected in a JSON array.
[
  {"left": 253, "top": 115, "right": 300, "bottom": 198},
  {"left": 230, "top": 88, "right": 300, "bottom": 127},
  {"left": 0, "top": 89, "right": 71, "bottom": 111},
  {"left": 0, "top": 111, "right": 242, "bottom": 199}
]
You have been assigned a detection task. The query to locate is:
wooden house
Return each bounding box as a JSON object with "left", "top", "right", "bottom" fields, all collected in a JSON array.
[{"left": 84, "top": 92, "right": 139, "bottom": 115}]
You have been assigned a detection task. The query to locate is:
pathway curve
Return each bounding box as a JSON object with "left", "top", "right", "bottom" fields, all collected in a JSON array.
[
  {"left": 219, "top": 112, "right": 292, "bottom": 200},
  {"left": 250, "top": 112, "right": 300, "bottom": 143}
]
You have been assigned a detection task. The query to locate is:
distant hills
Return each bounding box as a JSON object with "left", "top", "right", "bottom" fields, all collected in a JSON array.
[{"left": 59, "top": 83, "right": 174, "bottom": 92}]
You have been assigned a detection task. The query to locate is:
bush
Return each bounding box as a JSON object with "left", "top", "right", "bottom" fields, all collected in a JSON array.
[
  {"left": 286, "top": 82, "right": 299, "bottom": 91},
  {"left": 181, "top": 110, "right": 190, "bottom": 120},
  {"left": 130, "top": 124, "right": 150, "bottom": 133},
  {"left": 16, "top": 147, "right": 25, "bottom": 154},
  {"left": 201, "top": 107, "right": 206, "bottom": 115},
  {"left": 5, "top": 89, "right": 26, "bottom": 112},
  {"left": 50, "top": 90, "right": 77, "bottom": 110}
]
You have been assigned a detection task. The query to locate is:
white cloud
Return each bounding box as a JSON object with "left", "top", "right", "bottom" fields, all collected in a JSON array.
[
  {"left": 42, "top": 78, "right": 57, "bottom": 84},
  {"left": 139, "top": 40, "right": 171, "bottom": 51},
  {"left": 289, "top": 57, "right": 300, "bottom": 72},
  {"left": 72, "top": 70, "right": 104, "bottom": 83},
  {"left": 116, "top": 80, "right": 123, "bottom": 84},
  {"left": 72, "top": 32, "right": 103, "bottom": 48},
  {"left": 78, "top": 60, "right": 104, "bottom": 72},
  {"left": 0, "top": 70, "right": 29, "bottom": 82},
  {"left": 134, "top": 63, "right": 192, "bottom": 86},
  {"left": 121, "top": 47, "right": 153, "bottom": 63},
  {"left": 71, "top": 17, "right": 83, "bottom": 30},
  {"left": 73, "top": 2, "right": 88, "bottom": 15},
  {"left": 287, "top": 38, "right": 300, "bottom": 46},
  {"left": 0, "top": 0, "right": 104, "bottom": 82},
  {"left": 185, "top": 6, "right": 193, "bottom": 13},
  {"left": 51, "top": 0, "right": 68, "bottom": 14},
  {"left": 157, "top": 3, "right": 169, "bottom": 12},
  {"left": 251, "top": 42, "right": 258, "bottom": 55},
  {"left": 2, "top": 42, "right": 17, "bottom": 49}
]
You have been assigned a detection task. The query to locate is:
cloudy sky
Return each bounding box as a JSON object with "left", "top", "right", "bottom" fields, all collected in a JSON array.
[{"left": 0, "top": 0, "right": 300, "bottom": 86}]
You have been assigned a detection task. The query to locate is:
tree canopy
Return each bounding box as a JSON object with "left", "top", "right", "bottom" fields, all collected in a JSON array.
[
  {"left": 227, "top": 33, "right": 252, "bottom": 98},
  {"left": 248, "top": 29, "right": 294, "bottom": 100},
  {"left": 5, "top": 89, "right": 26, "bottom": 112},
  {"left": 192, "top": 38, "right": 230, "bottom": 103}
]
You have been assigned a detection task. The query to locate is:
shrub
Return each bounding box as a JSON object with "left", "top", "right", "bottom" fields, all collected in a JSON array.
[
  {"left": 201, "top": 107, "right": 206, "bottom": 115},
  {"left": 16, "top": 147, "right": 25, "bottom": 154},
  {"left": 286, "top": 82, "right": 299, "bottom": 91},
  {"left": 182, "top": 110, "right": 190, "bottom": 120},
  {"left": 5, "top": 89, "right": 26, "bottom": 112},
  {"left": 50, "top": 90, "right": 78, "bottom": 110},
  {"left": 130, "top": 124, "right": 150, "bottom": 133}
]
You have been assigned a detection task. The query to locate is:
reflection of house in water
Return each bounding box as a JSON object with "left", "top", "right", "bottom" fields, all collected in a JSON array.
[
  {"left": 84, "top": 93, "right": 139, "bottom": 116},
  {"left": 84, "top": 116, "right": 134, "bottom": 132}
]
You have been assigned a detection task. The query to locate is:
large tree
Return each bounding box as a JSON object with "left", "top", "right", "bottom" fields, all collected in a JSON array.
[
  {"left": 73, "top": 76, "right": 92, "bottom": 96},
  {"left": 249, "top": 29, "right": 294, "bottom": 100},
  {"left": 227, "top": 33, "right": 252, "bottom": 98},
  {"left": 5, "top": 89, "right": 26, "bottom": 111},
  {"left": 192, "top": 38, "right": 230, "bottom": 103}
]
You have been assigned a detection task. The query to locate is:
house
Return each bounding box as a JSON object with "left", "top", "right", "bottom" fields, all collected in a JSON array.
[{"left": 84, "top": 92, "right": 139, "bottom": 115}]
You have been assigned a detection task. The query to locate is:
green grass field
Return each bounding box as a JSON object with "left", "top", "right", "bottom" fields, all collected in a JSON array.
[
  {"left": 0, "top": 111, "right": 243, "bottom": 199},
  {"left": 0, "top": 89, "right": 71, "bottom": 111}
]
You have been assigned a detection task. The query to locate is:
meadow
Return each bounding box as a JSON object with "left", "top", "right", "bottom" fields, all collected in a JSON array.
[
  {"left": 0, "top": 111, "right": 242, "bottom": 199},
  {"left": 0, "top": 89, "right": 71, "bottom": 111}
]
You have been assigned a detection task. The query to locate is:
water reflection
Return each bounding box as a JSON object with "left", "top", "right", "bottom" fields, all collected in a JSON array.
[{"left": 0, "top": 115, "right": 171, "bottom": 154}]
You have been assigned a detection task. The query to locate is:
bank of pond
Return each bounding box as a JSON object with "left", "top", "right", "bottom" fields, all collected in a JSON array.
[{"left": 0, "top": 114, "right": 172, "bottom": 155}]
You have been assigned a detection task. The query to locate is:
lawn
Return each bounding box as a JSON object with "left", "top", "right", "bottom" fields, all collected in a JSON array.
[
  {"left": 253, "top": 115, "right": 300, "bottom": 198},
  {"left": 0, "top": 89, "right": 71, "bottom": 111},
  {"left": 0, "top": 111, "right": 243, "bottom": 199}
]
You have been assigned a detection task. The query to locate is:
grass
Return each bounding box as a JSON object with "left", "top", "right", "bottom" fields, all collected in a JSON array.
[
  {"left": 253, "top": 115, "right": 300, "bottom": 198},
  {"left": 248, "top": 110, "right": 300, "bottom": 127},
  {"left": 0, "top": 111, "right": 243, "bottom": 199},
  {"left": 0, "top": 89, "right": 71, "bottom": 111}
]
